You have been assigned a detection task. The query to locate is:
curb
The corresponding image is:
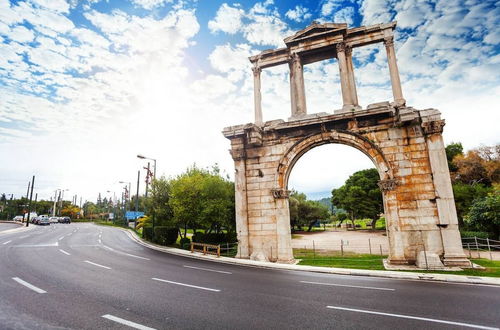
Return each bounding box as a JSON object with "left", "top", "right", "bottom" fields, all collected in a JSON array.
[
  {"left": 0, "top": 222, "right": 35, "bottom": 235},
  {"left": 108, "top": 225, "right": 500, "bottom": 287}
]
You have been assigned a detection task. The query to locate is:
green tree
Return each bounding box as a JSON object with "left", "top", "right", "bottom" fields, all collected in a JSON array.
[
  {"left": 452, "top": 182, "right": 491, "bottom": 226},
  {"left": 446, "top": 142, "right": 463, "bottom": 172},
  {"left": 147, "top": 177, "right": 174, "bottom": 227},
  {"left": 331, "top": 168, "right": 383, "bottom": 228},
  {"left": 289, "top": 191, "right": 329, "bottom": 231},
  {"left": 465, "top": 190, "right": 500, "bottom": 239}
]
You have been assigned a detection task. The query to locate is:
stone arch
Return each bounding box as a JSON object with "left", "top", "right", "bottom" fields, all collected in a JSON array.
[{"left": 275, "top": 130, "right": 393, "bottom": 191}]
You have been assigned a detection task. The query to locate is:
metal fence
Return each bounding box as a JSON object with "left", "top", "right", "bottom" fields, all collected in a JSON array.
[{"left": 462, "top": 237, "right": 500, "bottom": 260}]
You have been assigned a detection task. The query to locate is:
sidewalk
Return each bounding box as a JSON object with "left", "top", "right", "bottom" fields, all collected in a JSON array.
[
  {"left": 0, "top": 221, "right": 33, "bottom": 235},
  {"left": 120, "top": 227, "right": 500, "bottom": 287}
]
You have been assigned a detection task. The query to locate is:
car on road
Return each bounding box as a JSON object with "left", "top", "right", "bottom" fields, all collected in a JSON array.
[
  {"left": 37, "top": 215, "right": 50, "bottom": 225},
  {"left": 13, "top": 216, "right": 24, "bottom": 222},
  {"left": 49, "top": 217, "right": 59, "bottom": 224},
  {"left": 58, "top": 216, "right": 71, "bottom": 224}
]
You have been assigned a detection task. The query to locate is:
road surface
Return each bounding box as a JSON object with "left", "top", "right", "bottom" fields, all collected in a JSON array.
[
  {"left": 0, "top": 223, "right": 499, "bottom": 329},
  {"left": 0, "top": 222, "right": 22, "bottom": 232}
]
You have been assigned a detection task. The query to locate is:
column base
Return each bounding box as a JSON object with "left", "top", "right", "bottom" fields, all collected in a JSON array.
[
  {"left": 443, "top": 256, "right": 472, "bottom": 268},
  {"left": 392, "top": 98, "right": 406, "bottom": 107},
  {"left": 276, "top": 258, "right": 296, "bottom": 264}
]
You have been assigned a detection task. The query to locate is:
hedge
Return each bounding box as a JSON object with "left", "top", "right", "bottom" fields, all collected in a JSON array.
[
  {"left": 180, "top": 237, "right": 191, "bottom": 250},
  {"left": 143, "top": 226, "right": 153, "bottom": 240},
  {"left": 154, "top": 226, "right": 178, "bottom": 245}
]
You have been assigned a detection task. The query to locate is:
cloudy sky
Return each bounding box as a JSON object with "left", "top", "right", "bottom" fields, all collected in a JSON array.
[{"left": 0, "top": 0, "right": 499, "bottom": 203}]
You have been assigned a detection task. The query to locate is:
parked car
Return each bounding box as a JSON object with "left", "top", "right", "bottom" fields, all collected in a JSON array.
[
  {"left": 49, "top": 217, "right": 59, "bottom": 224},
  {"left": 37, "top": 215, "right": 50, "bottom": 226},
  {"left": 58, "top": 217, "right": 71, "bottom": 224},
  {"left": 13, "top": 216, "right": 24, "bottom": 222}
]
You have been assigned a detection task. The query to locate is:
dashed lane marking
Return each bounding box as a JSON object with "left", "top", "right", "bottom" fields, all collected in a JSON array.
[
  {"left": 102, "top": 314, "right": 156, "bottom": 330},
  {"left": 12, "top": 277, "right": 47, "bottom": 294},
  {"left": 84, "top": 260, "right": 111, "bottom": 270},
  {"left": 102, "top": 245, "right": 150, "bottom": 260},
  {"left": 2, "top": 240, "right": 12, "bottom": 245},
  {"left": 326, "top": 306, "right": 499, "bottom": 330},
  {"left": 59, "top": 249, "right": 71, "bottom": 256},
  {"left": 152, "top": 278, "right": 220, "bottom": 292},
  {"left": 183, "top": 265, "right": 232, "bottom": 274},
  {"left": 301, "top": 281, "right": 395, "bottom": 291}
]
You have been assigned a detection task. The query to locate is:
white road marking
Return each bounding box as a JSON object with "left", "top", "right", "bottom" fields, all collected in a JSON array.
[
  {"left": 84, "top": 260, "right": 111, "bottom": 270},
  {"left": 98, "top": 239, "right": 102, "bottom": 244},
  {"left": 102, "top": 314, "right": 156, "bottom": 330},
  {"left": 301, "top": 281, "right": 395, "bottom": 291},
  {"left": 59, "top": 249, "right": 71, "bottom": 256},
  {"left": 58, "top": 237, "right": 64, "bottom": 241},
  {"left": 12, "top": 277, "right": 47, "bottom": 294},
  {"left": 326, "top": 306, "right": 499, "bottom": 330},
  {"left": 13, "top": 242, "right": 59, "bottom": 248},
  {"left": 152, "top": 278, "right": 220, "bottom": 292},
  {"left": 2, "top": 240, "right": 12, "bottom": 245},
  {"left": 102, "top": 245, "right": 150, "bottom": 260},
  {"left": 183, "top": 265, "right": 232, "bottom": 274},
  {"left": 19, "top": 235, "right": 30, "bottom": 239}
]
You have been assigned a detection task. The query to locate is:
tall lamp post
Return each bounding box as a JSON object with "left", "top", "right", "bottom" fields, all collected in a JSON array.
[
  {"left": 52, "top": 188, "right": 68, "bottom": 217},
  {"left": 137, "top": 154, "right": 157, "bottom": 240}
]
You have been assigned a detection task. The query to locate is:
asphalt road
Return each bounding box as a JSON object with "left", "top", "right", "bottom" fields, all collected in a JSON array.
[
  {"left": 0, "top": 222, "right": 22, "bottom": 232},
  {"left": 0, "top": 223, "right": 499, "bottom": 330}
]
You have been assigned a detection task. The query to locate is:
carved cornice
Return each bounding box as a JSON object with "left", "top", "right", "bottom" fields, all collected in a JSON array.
[
  {"left": 422, "top": 119, "right": 445, "bottom": 135},
  {"left": 271, "top": 188, "right": 290, "bottom": 199},
  {"left": 378, "top": 179, "right": 399, "bottom": 191}
]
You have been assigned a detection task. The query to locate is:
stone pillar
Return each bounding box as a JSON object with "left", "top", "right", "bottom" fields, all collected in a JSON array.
[
  {"left": 345, "top": 46, "right": 360, "bottom": 109},
  {"left": 336, "top": 43, "right": 354, "bottom": 111},
  {"left": 289, "top": 53, "right": 307, "bottom": 118},
  {"left": 233, "top": 153, "right": 250, "bottom": 259},
  {"left": 272, "top": 189, "right": 295, "bottom": 263},
  {"left": 383, "top": 36, "right": 406, "bottom": 106},
  {"left": 252, "top": 66, "right": 263, "bottom": 126},
  {"left": 422, "top": 120, "right": 470, "bottom": 267}
]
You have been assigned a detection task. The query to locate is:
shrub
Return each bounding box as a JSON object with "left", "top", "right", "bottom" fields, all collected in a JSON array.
[
  {"left": 460, "top": 231, "right": 490, "bottom": 239},
  {"left": 180, "top": 237, "right": 191, "bottom": 250},
  {"left": 143, "top": 226, "right": 153, "bottom": 240},
  {"left": 154, "top": 226, "right": 178, "bottom": 245}
]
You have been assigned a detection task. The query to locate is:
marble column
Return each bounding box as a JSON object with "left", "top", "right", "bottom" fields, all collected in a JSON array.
[
  {"left": 345, "top": 46, "right": 360, "bottom": 108},
  {"left": 384, "top": 36, "right": 406, "bottom": 106},
  {"left": 234, "top": 156, "right": 250, "bottom": 259},
  {"left": 336, "top": 43, "right": 354, "bottom": 111},
  {"left": 252, "top": 66, "right": 263, "bottom": 126},
  {"left": 288, "top": 53, "right": 307, "bottom": 118}
]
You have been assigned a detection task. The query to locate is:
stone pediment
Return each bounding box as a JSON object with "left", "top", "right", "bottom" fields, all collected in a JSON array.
[{"left": 284, "top": 22, "right": 348, "bottom": 45}]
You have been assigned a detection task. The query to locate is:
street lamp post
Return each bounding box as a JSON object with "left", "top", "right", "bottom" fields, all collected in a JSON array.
[
  {"left": 119, "top": 181, "right": 131, "bottom": 226},
  {"left": 137, "top": 154, "right": 157, "bottom": 241}
]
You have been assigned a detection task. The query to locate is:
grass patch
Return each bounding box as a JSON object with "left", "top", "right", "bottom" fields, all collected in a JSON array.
[{"left": 295, "top": 250, "right": 500, "bottom": 277}]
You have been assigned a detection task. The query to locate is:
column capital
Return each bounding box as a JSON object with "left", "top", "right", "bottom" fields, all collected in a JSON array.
[
  {"left": 345, "top": 45, "right": 352, "bottom": 57},
  {"left": 336, "top": 42, "right": 346, "bottom": 54},
  {"left": 271, "top": 188, "right": 290, "bottom": 199},
  {"left": 289, "top": 52, "right": 301, "bottom": 64},
  {"left": 252, "top": 65, "right": 262, "bottom": 76},
  {"left": 422, "top": 119, "right": 446, "bottom": 135},
  {"left": 378, "top": 179, "right": 399, "bottom": 191},
  {"left": 384, "top": 36, "right": 394, "bottom": 48}
]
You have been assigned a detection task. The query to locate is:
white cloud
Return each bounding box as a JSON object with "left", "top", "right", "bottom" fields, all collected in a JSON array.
[
  {"left": 130, "top": 0, "right": 172, "bottom": 10},
  {"left": 333, "top": 6, "right": 355, "bottom": 26},
  {"left": 208, "top": 3, "right": 244, "bottom": 34},
  {"left": 321, "top": 0, "right": 343, "bottom": 17},
  {"left": 285, "top": 5, "right": 312, "bottom": 22},
  {"left": 30, "top": 0, "right": 70, "bottom": 13},
  {"left": 209, "top": 43, "right": 253, "bottom": 82},
  {"left": 8, "top": 25, "right": 35, "bottom": 43}
]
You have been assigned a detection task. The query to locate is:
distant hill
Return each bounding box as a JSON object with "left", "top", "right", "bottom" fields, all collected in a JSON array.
[{"left": 315, "top": 197, "right": 344, "bottom": 214}]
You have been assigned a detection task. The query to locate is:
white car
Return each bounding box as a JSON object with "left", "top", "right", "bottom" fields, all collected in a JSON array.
[
  {"left": 13, "top": 216, "right": 24, "bottom": 222},
  {"left": 49, "top": 217, "right": 59, "bottom": 223},
  {"left": 37, "top": 215, "right": 50, "bottom": 226}
]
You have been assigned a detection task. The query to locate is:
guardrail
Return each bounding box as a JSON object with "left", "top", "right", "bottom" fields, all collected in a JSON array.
[
  {"left": 462, "top": 237, "right": 500, "bottom": 259},
  {"left": 190, "top": 242, "right": 221, "bottom": 257}
]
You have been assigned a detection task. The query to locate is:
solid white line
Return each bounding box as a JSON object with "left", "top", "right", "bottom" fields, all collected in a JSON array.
[
  {"left": 84, "top": 260, "right": 111, "bottom": 270},
  {"left": 58, "top": 237, "right": 64, "bottom": 241},
  {"left": 3, "top": 240, "right": 12, "bottom": 245},
  {"left": 152, "top": 278, "right": 220, "bottom": 292},
  {"left": 301, "top": 281, "right": 395, "bottom": 291},
  {"left": 326, "top": 306, "right": 499, "bottom": 330},
  {"left": 102, "top": 314, "right": 156, "bottom": 330},
  {"left": 183, "top": 265, "right": 232, "bottom": 274},
  {"left": 12, "top": 277, "right": 47, "bottom": 294},
  {"left": 59, "top": 249, "right": 71, "bottom": 256}
]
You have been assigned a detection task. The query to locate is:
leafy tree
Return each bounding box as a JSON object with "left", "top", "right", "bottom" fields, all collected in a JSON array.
[
  {"left": 452, "top": 183, "right": 492, "bottom": 226},
  {"left": 465, "top": 190, "right": 500, "bottom": 239},
  {"left": 61, "top": 205, "right": 80, "bottom": 218},
  {"left": 446, "top": 142, "right": 463, "bottom": 172},
  {"left": 452, "top": 145, "right": 499, "bottom": 186},
  {"left": 289, "top": 191, "right": 329, "bottom": 231},
  {"left": 331, "top": 168, "right": 383, "bottom": 228}
]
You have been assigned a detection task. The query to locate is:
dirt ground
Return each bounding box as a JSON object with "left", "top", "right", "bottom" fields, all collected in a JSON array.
[{"left": 291, "top": 229, "right": 390, "bottom": 255}]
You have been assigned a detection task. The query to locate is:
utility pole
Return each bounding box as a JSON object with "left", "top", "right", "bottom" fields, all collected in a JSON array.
[
  {"left": 135, "top": 170, "right": 140, "bottom": 228},
  {"left": 24, "top": 181, "right": 30, "bottom": 223},
  {"left": 26, "top": 176, "right": 35, "bottom": 227}
]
